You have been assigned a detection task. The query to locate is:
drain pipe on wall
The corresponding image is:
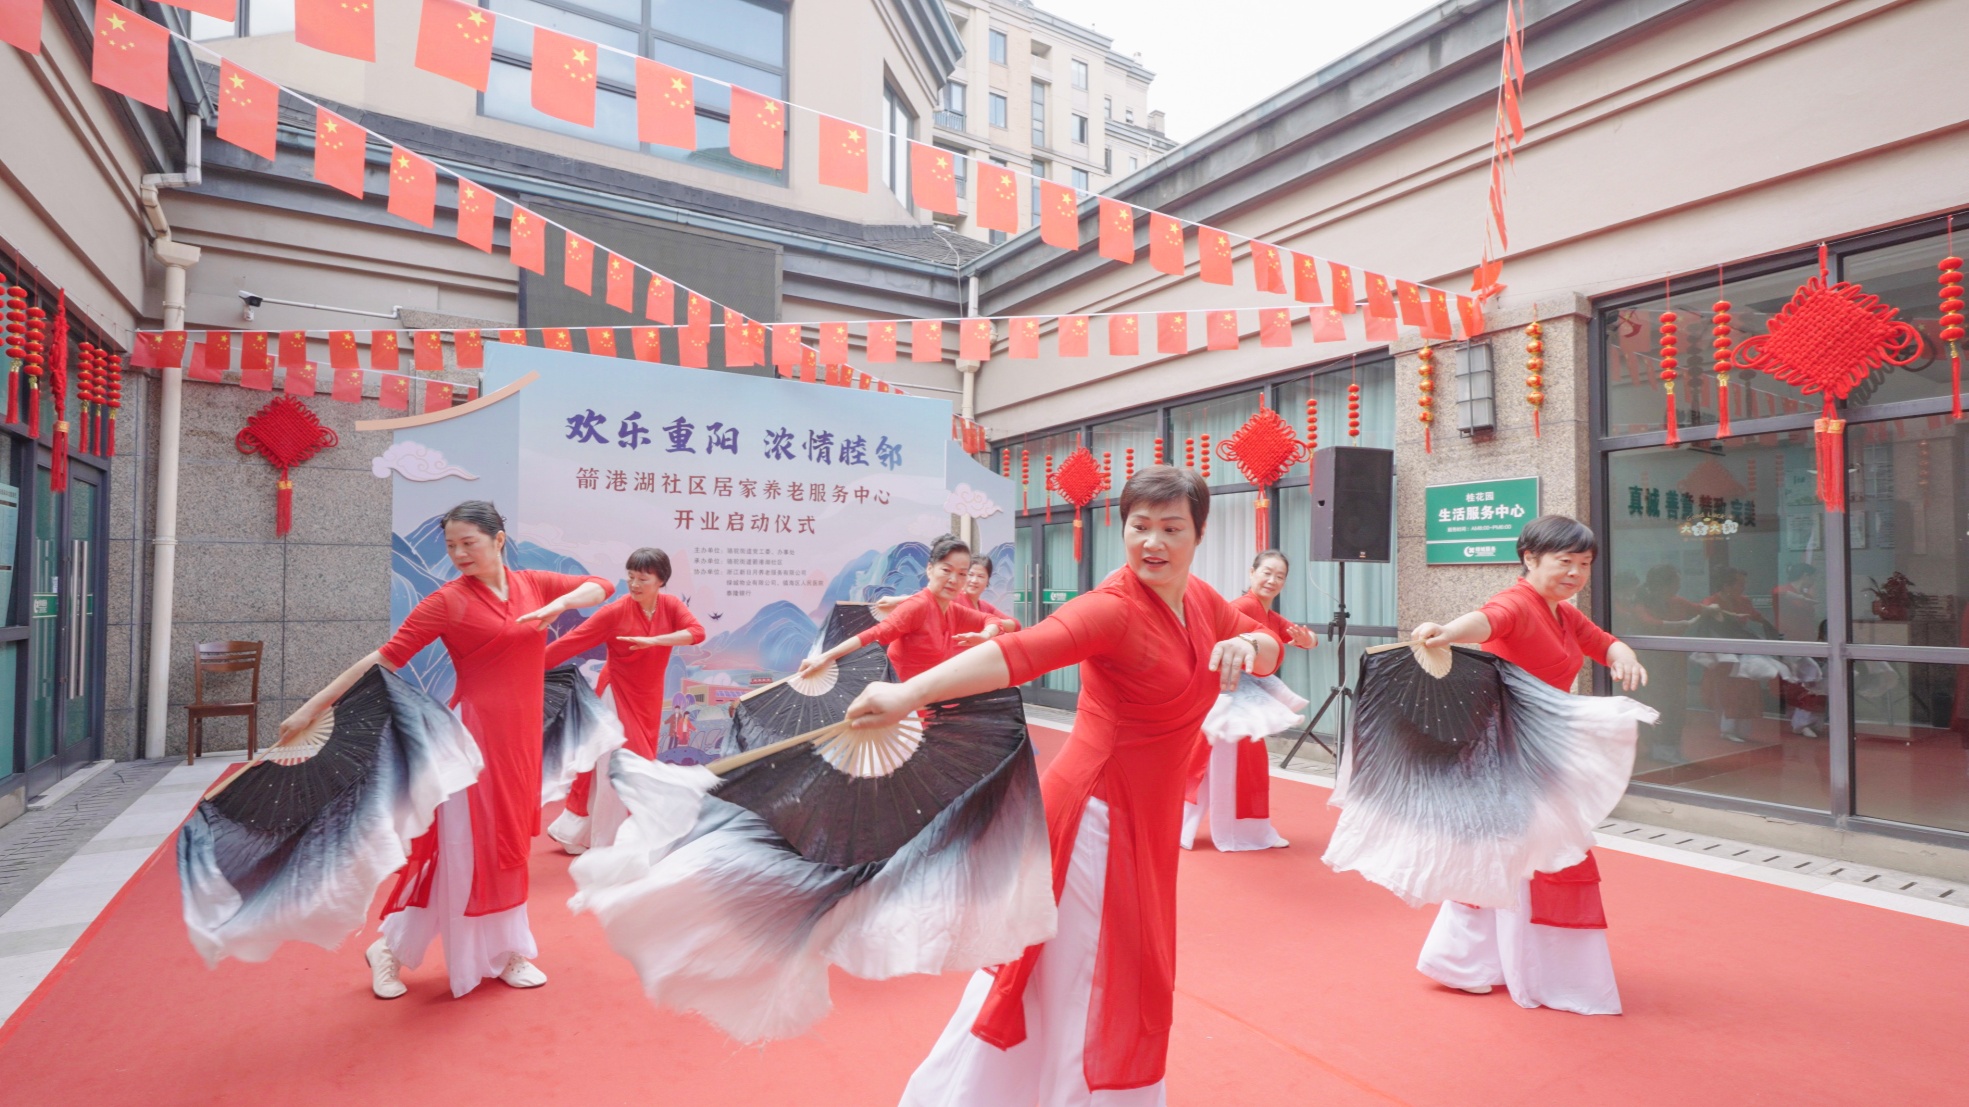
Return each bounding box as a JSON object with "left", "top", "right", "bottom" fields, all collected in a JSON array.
[
  {"left": 958, "top": 275, "right": 982, "bottom": 549},
  {"left": 139, "top": 114, "right": 203, "bottom": 760}
]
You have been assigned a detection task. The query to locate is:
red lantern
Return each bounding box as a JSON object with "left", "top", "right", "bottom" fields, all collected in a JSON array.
[
  {"left": 1153, "top": 437, "right": 1164, "bottom": 465},
  {"left": 1524, "top": 319, "right": 1545, "bottom": 437},
  {"left": 1416, "top": 344, "right": 1436, "bottom": 453},
  {"left": 1712, "top": 301, "right": 1734, "bottom": 436},
  {"left": 1183, "top": 437, "right": 1194, "bottom": 469},
  {"left": 1043, "top": 454, "right": 1053, "bottom": 522},
  {"left": 1347, "top": 381, "right": 1361, "bottom": 438},
  {"left": 1020, "top": 448, "right": 1030, "bottom": 513},
  {"left": 23, "top": 302, "right": 47, "bottom": 435},
  {"left": 104, "top": 353, "right": 124, "bottom": 457},
  {"left": 1305, "top": 393, "right": 1319, "bottom": 489},
  {"left": 1102, "top": 451, "right": 1113, "bottom": 524},
  {"left": 1198, "top": 432, "right": 1211, "bottom": 479},
  {"left": 1124, "top": 446, "right": 1135, "bottom": 479},
  {"left": 1045, "top": 447, "right": 1110, "bottom": 561},
  {"left": 1939, "top": 251, "right": 1964, "bottom": 421},
  {"left": 1216, "top": 399, "right": 1308, "bottom": 550},
  {"left": 1659, "top": 307, "right": 1680, "bottom": 445},
  {"left": 3, "top": 286, "right": 25, "bottom": 426}
]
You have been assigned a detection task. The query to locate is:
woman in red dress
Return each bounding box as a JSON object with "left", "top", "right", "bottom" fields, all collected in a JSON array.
[
  {"left": 799, "top": 534, "right": 996, "bottom": 684},
  {"left": 1182, "top": 549, "right": 1317, "bottom": 852},
  {"left": 277, "top": 501, "right": 612, "bottom": 999},
  {"left": 542, "top": 546, "right": 704, "bottom": 853},
  {"left": 1409, "top": 515, "right": 1647, "bottom": 1015},
  {"left": 957, "top": 553, "right": 1021, "bottom": 634},
  {"left": 847, "top": 467, "right": 1282, "bottom": 1106}
]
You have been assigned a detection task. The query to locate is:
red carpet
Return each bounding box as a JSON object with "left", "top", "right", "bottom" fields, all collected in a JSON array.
[{"left": 3, "top": 726, "right": 1964, "bottom": 1106}]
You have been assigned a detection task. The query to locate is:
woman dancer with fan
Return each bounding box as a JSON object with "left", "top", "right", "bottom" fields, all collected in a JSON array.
[
  {"left": 846, "top": 466, "right": 1283, "bottom": 1107},
  {"left": 958, "top": 553, "right": 1021, "bottom": 633},
  {"left": 1406, "top": 515, "right": 1647, "bottom": 1015},
  {"left": 275, "top": 501, "right": 613, "bottom": 999},
  {"left": 1181, "top": 549, "right": 1317, "bottom": 853},
  {"left": 797, "top": 534, "right": 997, "bottom": 685},
  {"left": 543, "top": 547, "right": 704, "bottom": 854}
]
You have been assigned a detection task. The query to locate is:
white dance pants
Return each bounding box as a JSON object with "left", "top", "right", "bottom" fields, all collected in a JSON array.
[
  {"left": 1415, "top": 880, "right": 1621, "bottom": 1015},
  {"left": 1179, "top": 739, "right": 1288, "bottom": 853},
  {"left": 381, "top": 791, "right": 537, "bottom": 997},
  {"left": 900, "top": 797, "right": 1166, "bottom": 1107},
  {"left": 546, "top": 753, "right": 631, "bottom": 853}
]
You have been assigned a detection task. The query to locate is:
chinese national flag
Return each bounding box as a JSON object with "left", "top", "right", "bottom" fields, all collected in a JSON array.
[
  {"left": 1156, "top": 311, "right": 1188, "bottom": 354},
  {"left": 586, "top": 327, "right": 616, "bottom": 357},
  {"left": 532, "top": 28, "right": 598, "bottom": 127},
  {"left": 1291, "top": 252, "right": 1323, "bottom": 303},
  {"left": 1457, "top": 295, "right": 1485, "bottom": 339},
  {"left": 1009, "top": 317, "right": 1041, "bottom": 359},
  {"left": 328, "top": 330, "right": 359, "bottom": 369},
  {"left": 679, "top": 324, "right": 709, "bottom": 368},
  {"left": 314, "top": 107, "right": 367, "bottom": 199},
  {"left": 910, "top": 142, "right": 958, "bottom": 215},
  {"left": 455, "top": 329, "right": 484, "bottom": 368},
  {"left": 1364, "top": 272, "right": 1395, "bottom": 319},
  {"left": 605, "top": 253, "right": 635, "bottom": 311},
  {"left": 1149, "top": 213, "right": 1184, "bottom": 275},
  {"left": 1364, "top": 311, "right": 1396, "bottom": 342},
  {"left": 564, "top": 231, "right": 594, "bottom": 295},
  {"left": 1311, "top": 306, "right": 1347, "bottom": 342},
  {"left": 1108, "top": 313, "right": 1139, "bottom": 356},
  {"left": 1396, "top": 279, "right": 1425, "bottom": 326},
  {"left": 131, "top": 330, "right": 187, "bottom": 369},
  {"left": 387, "top": 147, "right": 437, "bottom": 228},
  {"left": 187, "top": 342, "right": 224, "bottom": 383},
  {"left": 456, "top": 178, "right": 495, "bottom": 252},
  {"left": 370, "top": 330, "right": 400, "bottom": 371},
  {"left": 414, "top": 0, "right": 494, "bottom": 91},
  {"left": 799, "top": 347, "right": 818, "bottom": 383},
  {"left": 283, "top": 362, "right": 318, "bottom": 397},
  {"left": 498, "top": 328, "right": 528, "bottom": 345},
  {"left": 646, "top": 276, "right": 674, "bottom": 324},
  {"left": 92, "top": 2, "right": 170, "bottom": 111},
  {"left": 332, "top": 366, "right": 363, "bottom": 402},
  {"left": 509, "top": 207, "right": 546, "bottom": 274},
  {"left": 1206, "top": 310, "right": 1239, "bottom": 350},
  {"left": 296, "top": 0, "right": 374, "bottom": 61},
  {"left": 1425, "top": 289, "right": 1454, "bottom": 340},
  {"left": 1098, "top": 199, "right": 1135, "bottom": 264},
  {"left": 278, "top": 330, "right": 308, "bottom": 367},
  {"left": 960, "top": 319, "right": 993, "bottom": 362},
  {"left": 911, "top": 320, "right": 943, "bottom": 363},
  {"left": 728, "top": 86, "right": 786, "bottom": 170},
  {"left": 217, "top": 61, "right": 278, "bottom": 161},
  {"left": 2, "top": 0, "right": 43, "bottom": 55},
  {"left": 1058, "top": 315, "right": 1089, "bottom": 357},
  {"left": 241, "top": 332, "right": 272, "bottom": 374},
  {"left": 818, "top": 321, "right": 848, "bottom": 364},
  {"left": 684, "top": 292, "right": 709, "bottom": 345},
  {"left": 1199, "top": 229, "right": 1233, "bottom": 285},
  {"left": 866, "top": 321, "right": 897, "bottom": 362},
  {"left": 977, "top": 164, "right": 1018, "bottom": 234},
  {"left": 631, "top": 327, "right": 661, "bottom": 361},
  {"left": 1259, "top": 308, "right": 1293, "bottom": 348},
  {"left": 424, "top": 380, "right": 454, "bottom": 412},
  {"left": 1039, "top": 181, "right": 1079, "bottom": 250},
  {"left": 817, "top": 115, "right": 868, "bottom": 191},
  {"left": 413, "top": 330, "right": 443, "bottom": 371},
  {"left": 1252, "top": 243, "right": 1285, "bottom": 294},
  {"left": 773, "top": 324, "right": 803, "bottom": 367},
  {"left": 636, "top": 58, "right": 695, "bottom": 149},
  {"left": 724, "top": 310, "right": 756, "bottom": 368},
  {"left": 240, "top": 362, "right": 274, "bottom": 391},
  {"left": 380, "top": 373, "right": 410, "bottom": 411},
  {"left": 203, "top": 332, "right": 236, "bottom": 368},
  {"left": 542, "top": 328, "right": 573, "bottom": 351},
  {"left": 1329, "top": 262, "right": 1355, "bottom": 312}
]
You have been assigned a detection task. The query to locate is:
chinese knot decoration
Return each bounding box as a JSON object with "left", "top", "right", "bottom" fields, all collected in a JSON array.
[
  {"left": 1711, "top": 301, "right": 1734, "bottom": 436},
  {"left": 1726, "top": 262, "right": 1923, "bottom": 511},
  {"left": 1045, "top": 446, "right": 1110, "bottom": 561},
  {"left": 1658, "top": 305, "right": 1680, "bottom": 445},
  {"left": 236, "top": 396, "right": 339, "bottom": 536},
  {"left": 1524, "top": 319, "right": 1545, "bottom": 437},
  {"left": 1216, "top": 400, "right": 1308, "bottom": 550},
  {"left": 47, "top": 290, "right": 71, "bottom": 491},
  {"left": 1940, "top": 248, "right": 1964, "bottom": 421},
  {"left": 1416, "top": 344, "right": 1437, "bottom": 453}
]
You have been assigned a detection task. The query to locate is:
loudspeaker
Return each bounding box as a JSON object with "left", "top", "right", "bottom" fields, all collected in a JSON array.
[{"left": 1309, "top": 446, "right": 1393, "bottom": 562}]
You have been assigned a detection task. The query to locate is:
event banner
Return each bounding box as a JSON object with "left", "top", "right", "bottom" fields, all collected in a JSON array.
[{"left": 385, "top": 345, "right": 956, "bottom": 759}]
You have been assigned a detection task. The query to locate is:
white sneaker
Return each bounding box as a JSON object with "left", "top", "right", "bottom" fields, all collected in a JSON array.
[
  {"left": 1457, "top": 984, "right": 1494, "bottom": 995},
  {"left": 498, "top": 954, "right": 548, "bottom": 989},
  {"left": 366, "top": 938, "right": 406, "bottom": 999},
  {"left": 546, "top": 810, "right": 590, "bottom": 855}
]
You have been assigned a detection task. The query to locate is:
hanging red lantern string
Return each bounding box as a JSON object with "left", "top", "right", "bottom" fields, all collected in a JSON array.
[
  {"left": 1939, "top": 219, "right": 1963, "bottom": 420},
  {"left": 1043, "top": 454, "right": 1054, "bottom": 522},
  {"left": 1020, "top": 449, "right": 1030, "bottom": 513},
  {"left": 1216, "top": 399, "right": 1307, "bottom": 552},
  {"left": 105, "top": 353, "right": 124, "bottom": 457},
  {"left": 1124, "top": 446, "right": 1135, "bottom": 480},
  {"left": 1182, "top": 437, "right": 1194, "bottom": 470},
  {"left": 1524, "top": 318, "right": 1544, "bottom": 437},
  {"left": 23, "top": 300, "right": 46, "bottom": 435},
  {"left": 3, "top": 286, "right": 25, "bottom": 425},
  {"left": 1046, "top": 447, "right": 1110, "bottom": 562},
  {"left": 1101, "top": 450, "right": 1113, "bottom": 524},
  {"left": 1416, "top": 344, "right": 1436, "bottom": 453},
  {"left": 1712, "top": 299, "right": 1734, "bottom": 436},
  {"left": 1305, "top": 393, "right": 1318, "bottom": 490},
  {"left": 1000, "top": 448, "right": 1011, "bottom": 482},
  {"left": 1153, "top": 437, "right": 1164, "bottom": 465},
  {"left": 1659, "top": 294, "right": 1680, "bottom": 445},
  {"left": 1347, "top": 380, "right": 1361, "bottom": 438},
  {"left": 48, "top": 290, "right": 70, "bottom": 492},
  {"left": 77, "top": 343, "right": 97, "bottom": 455},
  {"left": 1198, "top": 432, "right": 1211, "bottom": 479}
]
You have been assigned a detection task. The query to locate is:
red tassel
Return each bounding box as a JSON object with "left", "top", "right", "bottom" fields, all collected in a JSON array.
[
  {"left": 3, "top": 366, "right": 14, "bottom": 425},
  {"left": 1716, "top": 378, "right": 1732, "bottom": 437},
  {"left": 1815, "top": 397, "right": 1844, "bottom": 512},
  {"left": 1663, "top": 391, "right": 1679, "bottom": 444},
  {"left": 1255, "top": 494, "right": 1269, "bottom": 551},
  {"left": 1953, "top": 348, "right": 1963, "bottom": 422},
  {"left": 26, "top": 382, "right": 39, "bottom": 437},
  {"left": 51, "top": 422, "right": 68, "bottom": 491},
  {"left": 1072, "top": 512, "right": 1083, "bottom": 561},
  {"left": 276, "top": 477, "right": 294, "bottom": 537},
  {"left": 1423, "top": 427, "right": 1432, "bottom": 453},
  {"left": 47, "top": 293, "right": 68, "bottom": 491},
  {"left": 106, "top": 414, "right": 117, "bottom": 457},
  {"left": 1531, "top": 409, "right": 1541, "bottom": 437}
]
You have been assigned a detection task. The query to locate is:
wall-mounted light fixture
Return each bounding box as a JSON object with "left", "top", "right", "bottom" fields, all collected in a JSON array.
[{"left": 1456, "top": 342, "right": 1495, "bottom": 436}]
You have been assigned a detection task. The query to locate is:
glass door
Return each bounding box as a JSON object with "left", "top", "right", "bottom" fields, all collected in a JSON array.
[
  {"left": 60, "top": 472, "right": 100, "bottom": 774},
  {"left": 0, "top": 444, "right": 22, "bottom": 790},
  {"left": 26, "top": 462, "right": 61, "bottom": 795},
  {"left": 22, "top": 453, "right": 101, "bottom": 796}
]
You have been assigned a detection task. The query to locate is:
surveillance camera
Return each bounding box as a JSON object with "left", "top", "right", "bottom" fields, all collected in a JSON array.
[{"left": 239, "top": 292, "right": 264, "bottom": 308}]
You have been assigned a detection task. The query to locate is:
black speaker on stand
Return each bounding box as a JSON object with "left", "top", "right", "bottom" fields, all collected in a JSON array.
[{"left": 1281, "top": 446, "right": 1393, "bottom": 769}]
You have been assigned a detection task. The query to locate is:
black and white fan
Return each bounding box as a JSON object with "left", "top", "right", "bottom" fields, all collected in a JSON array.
[{"left": 540, "top": 662, "right": 627, "bottom": 802}]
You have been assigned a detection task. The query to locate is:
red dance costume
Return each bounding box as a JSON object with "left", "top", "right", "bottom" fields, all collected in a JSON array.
[
  {"left": 861, "top": 588, "right": 990, "bottom": 682},
  {"left": 376, "top": 569, "right": 611, "bottom": 995},
  {"left": 902, "top": 571, "right": 1278, "bottom": 1104},
  {"left": 1179, "top": 592, "right": 1307, "bottom": 852},
  {"left": 958, "top": 590, "right": 1022, "bottom": 632},
  {"left": 1416, "top": 577, "right": 1625, "bottom": 1014}
]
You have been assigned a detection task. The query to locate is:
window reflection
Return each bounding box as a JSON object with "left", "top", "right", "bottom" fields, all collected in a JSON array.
[
  {"left": 1854, "top": 659, "right": 1969, "bottom": 833},
  {"left": 1628, "top": 648, "right": 1830, "bottom": 812},
  {"left": 1846, "top": 416, "right": 1968, "bottom": 649},
  {"left": 1843, "top": 232, "right": 1962, "bottom": 409}
]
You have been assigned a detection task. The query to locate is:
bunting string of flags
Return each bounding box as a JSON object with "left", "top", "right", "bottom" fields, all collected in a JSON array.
[{"left": 1470, "top": 0, "right": 1527, "bottom": 305}]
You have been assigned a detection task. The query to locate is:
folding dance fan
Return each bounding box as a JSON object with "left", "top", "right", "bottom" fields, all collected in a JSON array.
[
  {"left": 177, "top": 666, "right": 481, "bottom": 967},
  {"left": 817, "top": 600, "right": 879, "bottom": 652},
  {"left": 568, "top": 686, "right": 1054, "bottom": 1043},
  {"left": 1321, "top": 642, "right": 1655, "bottom": 910},
  {"left": 541, "top": 663, "right": 626, "bottom": 803},
  {"left": 728, "top": 642, "right": 895, "bottom": 754}
]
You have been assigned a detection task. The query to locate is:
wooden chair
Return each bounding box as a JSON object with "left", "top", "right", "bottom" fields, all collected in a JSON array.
[{"left": 186, "top": 641, "right": 265, "bottom": 764}]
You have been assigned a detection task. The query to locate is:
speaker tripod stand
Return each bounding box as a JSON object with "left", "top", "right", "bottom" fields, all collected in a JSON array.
[{"left": 1281, "top": 560, "right": 1354, "bottom": 771}]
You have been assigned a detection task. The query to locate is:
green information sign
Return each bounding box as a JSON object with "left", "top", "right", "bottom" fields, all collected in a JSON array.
[
  {"left": 1424, "top": 476, "right": 1539, "bottom": 565},
  {"left": 1041, "top": 589, "right": 1079, "bottom": 603},
  {"left": 1011, "top": 590, "right": 1031, "bottom": 604}
]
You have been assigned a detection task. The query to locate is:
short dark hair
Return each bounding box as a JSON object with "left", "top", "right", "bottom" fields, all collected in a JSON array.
[
  {"left": 1251, "top": 549, "right": 1289, "bottom": 572},
  {"left": 441, "top": 500, "right": 505, "bottom": 540},
  {"left": 1516, "top": 514, "right": 1596, "bottom": 573},
  {"left": 1786, "top": 562, "right": 1814, "bottom": 581},
  {"left": 626, "top": 547, "right": 672, "bottom": 584},
  {"left": 929, "top": 533, "right": 971, "bottom": 565},
  {"left": 972, "top": 553, "right": 994, "bottom": 578},
  {"left": 1118, "top": 465, "right": 1211, "bottom": 535}
]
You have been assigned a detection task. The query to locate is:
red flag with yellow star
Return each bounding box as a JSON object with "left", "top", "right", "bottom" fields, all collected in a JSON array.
[
  {"left": 910, "top": 320, "right": 943, "bottom": 363},
  {"left": 278, "top": 331, "right": 309, "bottom": 368},
  {"left": 564, "top": 231, "right": 594, "bottom": 295},
  {"left": 911, "top": 142, "right": 958, "bottom": 215},
  {"left": 1259, "top": 308, "right": 1293, "bottom": 348},
  {"left": 1328, "top": 262, "right": 1355, "bottom": 312},
  {"left": 455, "top": 329, "right": 484, "bottom": 368},
  {"left": 631, "top": 327, "right": 661, "bottom": 362},
  {"left": 645, "top": 275, "right": 674, "bottom": 324},
  {"left": 1396, "top": 279, "right": 1424, "bottom": 326},
  {"left": 379, "top": 373, "right": 410, "bottom": 411},
  {"left": 1363, "top": 311, "right": 1396, "bottom": 342},
  {"left": 509, "top": 206, "right": 546, "bottom": 274},
  {"left": 424, "top": 380, "right": 453, "bottom": 411},
  {"left": 1364, "top": 272, "right": 1395, "bottom": 319},
  {"left": 313, "top": 107, "right": 367, "bottom": 198},
  {"left": 678, "top": 324, "right": 709, "bottom": 368},
  {"left": 960, "top": 319, "right": 993, "bottom": 362},
  {"left": 1424, "top": 288, "right": 1454, "bottom": 340},
  {"left": 1059, "top": 315, "right": 1090, "bottom": 357},
  {"left": 1009, "top": 317, "right": 1041, "bottom": 359},
  {"left": 498, "top": 329, "right": 528, "bottom": 345},
  {"left": 1311, "top": 306, "right": 1347, "bottom": 342},
  {"left": 586, "top": 328, "right": 616, "bottom": 357},
  {"left": 532, "top": 28, "right": 598, "bottom": 126},
  {"left": 684, "top": 292, "right": 709, "bottom": 347},
  {"left": 1291, "top": 252, "right": 1323, "bottom": 303},
  {"left": 414, "top": 0, "right": 494, "bottom": 90},
  {"left": 1206, "top": 310, "right": 1239, "bottom": 350},
  {"left": 1149, "top": 213, "right": 1184, "bottom": 275},
  {"left": 387, "top": 146, "right": 437, "bottom": 228},
  {"left": 296, "top": 0, "right": 374, "bottom": 62},
  {"left": 456, "top": 177, "right": 494, "bottom": 252},
  {"left": 977, "top": 164, "right": 1018, "bottom": 234},
  {"left": 1098, "top": 199, "right": 1135, "bottom": 264},
  {"left": 413, "top": 330, "right": 444, "bottom": 371},
  {"left": 217, "top": 60, "right": 278, "bottom": 161},
  {"left": 1108, "top": 313, "right": 1139, "bottom": 356},
  {"left": 866, "top": 320, "right": 897, "bottom": 362},
  {"left": 1252, "top": 243, "right": 1285, "bottom": 294},
  {"left": 1156, "top": 311, "right": 1188, "bottom": 354},
  {"left": 284, "top": 362, "right": 318, "bottom": 397},
  {"left": 1040, "top": 181, "right": 1078, "bottom": 250},
  {"left": 542, "top": 328, "right": 574, "bottom": 351},
  {"left": 818, "top": 322, "right": 848, "bottom": 364},
  {"left": 772, "top": 324, "right": 803, "bottom": 367},
  {"left": 1, "top": 0, "right": 43, "bottom": 55},
  {"left": 92, "top": 1, "right": 169, "bottom": 111},
  {"left": 1456, "top": 295, "right": 1485, "bottom": 340},
  {"left": 1199, "top": 229, "right": 1233, "bottom": 285},
  {"left": 636, "top": 58, "right": 695, "bottom": 149},
  {"left": 131, "top": 330, "right": 188, "bottom": 369},
  {"left": 370, "top": 331, "right": 400, "bottom": 371},
  {"left": 241, "top": 332, "right": 272, "bottom": 373},
  {"left": 724, "top": 310, "right": 757, "bottom": 368},
  {"left": 605, "top": 253, "right": 635, "bottom": 311},
  {"left": 728, "top": 86, "right": 786, "bottom": 170},
  {"left": 817, "top": 115, "right": 868, "bottom": 191},
  {"left": 331, "top": 366, "right": 363, "bottom": 402},
  {"left": 328, "top": 330, "right": 359, "bottom": 369}
]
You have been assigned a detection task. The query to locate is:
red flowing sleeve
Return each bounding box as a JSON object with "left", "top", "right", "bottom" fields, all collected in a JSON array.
[
  {"left": 862, "top": 593, "right": 926, "bottom": 647},
  {"left": 948, "top": 601, "right": 989, "bottom": 636},
  {"left": 1216, "top": 601, "right": 1284, "bottom": 678},
  {"left": 521, "top": 569, "right": 615, "bottom": 607},
  {"left": 1479, "top": 588, "right": 1526, "bottom": 643},
  {"left": 664, "top": 594, "right": 707, "bottom": 644},
  {"left": 544, "top": 599, "right": 621, "bottom": 670},
  {"left": 379, "top": 587, "right": 459, "bottom": 669},
  {"left": 1562, "top": 603, "right": 1618, "bottom": 666},
  {"left": 996, "top": 592, "right": 1129, "bottom": 686}
]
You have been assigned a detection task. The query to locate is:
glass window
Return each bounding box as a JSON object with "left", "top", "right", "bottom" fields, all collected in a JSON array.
[
  {"left": 1842, "top": 231, "right": 1963, "bottom": 409},
  {"left": 1606, "top": 437, "right": 1823, "bottom": 642},
  {"left": 650, "top": 0, "right": 784, "bottom": 66},
  {"left": 882, "top": 85, "right": 915, "bottom": 205},
  {"left": 1128, "top": 155, "right": 1139, "bottom": 172},
  {"left": 941, "top": 81, "right": 966, "bottom": 117},
  {"left": 988, "top": 92, "right": 1008, "bottom": 129},
  {"left": 1030, "top": 80, "right": 1047, "bottom": 146},
  {"left": 1029, "top": 158, "right": 1048, "bottom": 224},
  {"left": 1170, "top": 392, "right": 1260, "bottom": 487},
  {"left": 195, "top": 0, "right": 293, "bottom": 38},
  {"left": 1626, "top": 647, "right": 1831, "bottom": 813},
  {"left": 1071, "top": 59, "right": 1089, "bottom": 89},
  {"left": 1011, "top": 429, "right": 1083, "bottom": 512},
  {"left": 1125, "top": 107, "right": 1135, "bottom": 123},
  {"left": 1071, "top": 114, "right": 1088, "bottom": 145},
  {"left": 1847, "top": 415, "right": 1968, "bottom": 647},
  {"left": 1038, "top": 521, "right": 1080, "bottom": 693},
  {"left": 989, "top": 29, "right": 1008, "bottom": 64},
  {"left": 0, "top": 445, "right": 17, "bottom": 627},
  {"left": 1103, "top": 96, "right": 1112, "bottom": 120},
  {"left": 1070, "top": 167, "right": 1089, "bottom": 191},
  {"left": 1853, "top": 659, "right": 1969, "bottom": 833},
  {"left": 1090, "top": 413, "right": 1159, "bottom": 492},
  {"left": 938, "top": 142, "right": 969, "bottom": 198}
]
